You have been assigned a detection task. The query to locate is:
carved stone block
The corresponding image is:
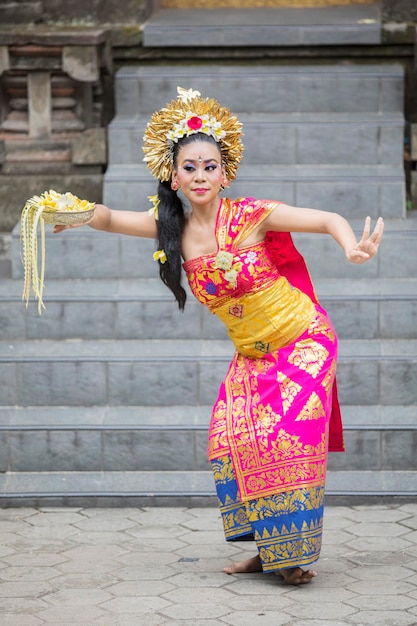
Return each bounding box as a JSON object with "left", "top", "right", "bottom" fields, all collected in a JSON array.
[{"left": 72, "top": 128, "right": 107, "bottom": 165}]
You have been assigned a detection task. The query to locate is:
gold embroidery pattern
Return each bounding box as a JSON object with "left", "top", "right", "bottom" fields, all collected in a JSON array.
[
  {"left": 257, "top": 521, "right": 323, "bottom": 571},
  {"left": 207, "top": 398, "right": 229, "bottom": 459},
  {"left": 288, "top": 340, "right": 329, "bottom": 379},
  {"left": 255, "top": 341, "right": 270, "bottom": 354},
  {"left": 192, "top": 198, "right": 338, "bottom": 505},
  {"left": 209, "top": 331, "right": 332, "bottom": 500},
  {"left": 234, "top": 427, "right": 328, "bottom": 500},
  {"left": 321, "top": 358, "right": 337, "bottom": 394},
  {"left": 247, "top": 486, "right": 324, "bottom": 521},
  {"left": 184, "top": 198, "right": 280, "bottom": 308},
  {"left": 221, "top": 498, "right": 252, "bottom": 540},
  {"left": 247, "top": 356, "right": 276, "bottom": 376},
  {"left": 295, "top": 392, "right": 324, "bottom": 421},
  {"left": 252, "top": 397, "right": 282, "bottom": 438},
  {"left": 255, "top": 341, "right": 269, "bottom": 354},
  {"left": 309, "top": 311, "right": 336, "bottom": 342},
  {"left": 229, "top": 304, "right": 244, "bottom": 318},
  {"left": 211, "top": 457, "right": 236, "bottom": 484},
  {"left": 212, "top": 455, "right": 326, "bottom": 568},
  {"left": 277, "top": 372, "right": 302, "bottom": 414}
]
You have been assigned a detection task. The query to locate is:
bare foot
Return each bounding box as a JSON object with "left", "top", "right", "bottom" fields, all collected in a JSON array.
[
  {"left": 223, "top": 554, "right": 263, "bottom": 575},
  {"left": 277, "top": 567, "right": 317, "bottom": 585}
]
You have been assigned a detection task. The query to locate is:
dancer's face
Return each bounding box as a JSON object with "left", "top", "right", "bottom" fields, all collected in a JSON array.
[{"left": 172, "top": 141, "right": 225, "bottom": 209}]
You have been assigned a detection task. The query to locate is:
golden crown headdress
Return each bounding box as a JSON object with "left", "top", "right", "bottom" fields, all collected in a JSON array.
[{"left": 143, "top": 87, "right": 244, "bottom": 183}]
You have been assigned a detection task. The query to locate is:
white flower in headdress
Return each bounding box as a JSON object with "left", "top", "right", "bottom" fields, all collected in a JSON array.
[{"left": 177, "top": 87, "right": 201, "bottom": 103}]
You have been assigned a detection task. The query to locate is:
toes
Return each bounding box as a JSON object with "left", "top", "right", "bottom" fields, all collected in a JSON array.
[
  {"left": 223, "top": 556, "right": 263, "bottom": 575},
  {"left": 297, "top": 569, "right": 317, "bottom": 584},
  {"left": 281, "top": 567, "right": 317, "bottom": 585}
]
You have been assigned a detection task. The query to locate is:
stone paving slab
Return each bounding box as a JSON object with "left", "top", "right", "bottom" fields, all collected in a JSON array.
[{"left": 0, "top": 504, "right": 417, "bottom": 625}]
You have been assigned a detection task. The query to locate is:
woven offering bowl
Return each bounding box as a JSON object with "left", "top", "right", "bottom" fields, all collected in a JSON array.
[{"left": 42, "top": 208, "right": 95, "bottom": 226}]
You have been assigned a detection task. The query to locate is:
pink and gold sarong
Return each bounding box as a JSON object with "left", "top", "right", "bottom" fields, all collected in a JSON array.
[{"left": 184, "top": 197, "right": 340, "bottom": 572}]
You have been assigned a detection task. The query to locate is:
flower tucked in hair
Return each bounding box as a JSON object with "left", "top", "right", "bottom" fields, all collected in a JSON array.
[
  {"left": 153, "top": 249, "right": 167, "bottom": 264},
  {"left": 147, "top": 194, "right": 160, "bottom": 220}
]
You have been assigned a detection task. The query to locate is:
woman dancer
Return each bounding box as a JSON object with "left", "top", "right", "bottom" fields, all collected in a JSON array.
[{"left": 55, "top": 87, "right": 383, "bottom": 584}]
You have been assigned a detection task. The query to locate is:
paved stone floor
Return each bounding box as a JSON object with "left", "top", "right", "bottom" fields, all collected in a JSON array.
[{"left": 1, "top": 503, "right": 417, "bottom": 625}]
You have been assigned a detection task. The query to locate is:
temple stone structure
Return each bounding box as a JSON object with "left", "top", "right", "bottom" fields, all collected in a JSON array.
[{"left": 0, "top": 0, "right": 416, "bottom": 505}]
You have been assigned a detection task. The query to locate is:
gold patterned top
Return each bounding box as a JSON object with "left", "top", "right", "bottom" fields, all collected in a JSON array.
[{"left": 183, "top": 197, "right": 316, "bottom": 357}]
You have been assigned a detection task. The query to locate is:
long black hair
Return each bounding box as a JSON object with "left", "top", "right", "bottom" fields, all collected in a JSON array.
[{"left": 155, "top": 133, "right": 222, "bottom": 310}]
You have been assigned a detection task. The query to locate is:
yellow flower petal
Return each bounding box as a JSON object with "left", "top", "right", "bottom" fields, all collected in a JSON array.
[
  {"left": 147, "top": 194, "right": 160, "bottom": 220},
  {"left": 153, "top": 249, "right": 167, "bottom": 264}
]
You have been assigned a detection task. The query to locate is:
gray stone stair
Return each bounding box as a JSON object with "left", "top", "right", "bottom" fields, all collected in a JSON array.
[
  {"left": 109, "top": 112, "right": 404, "bottom": 166},
  {"left": 1, "top": 337, "right": 417, "bottom": 407},
  {"left": 10, "top": 219, "right": 416, "bottom": 281},
  {"left": 112, "top": 64, "right": 403, "bottom": 116},
  {"left": 106, "top": 63, "right": 405, "bottom": 216},
  {"left": 0, "top": 405, "right": 416, "bottom": 473},
  {"left": 103, "top": 162, "right": 405, "bottom": 218},
  {"left": 2, "top": 470, "right": 417, "bottom": 508},
  {"left": 142, "top": 5, "right": 381, "bottom": 48},
  {"left": 1, "top": 59, "right": 414, "bottom": 505},
  {"left": 0, "top": 402, "right": 416, "bottom": 506},
  {"left": 2, "top": 275, "right": 417, "bottom": 341}
]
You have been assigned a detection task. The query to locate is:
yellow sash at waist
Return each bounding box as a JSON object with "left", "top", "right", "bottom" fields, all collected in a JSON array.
[{"left": 211, "top": 276, "right": 316, "bottom": 358}]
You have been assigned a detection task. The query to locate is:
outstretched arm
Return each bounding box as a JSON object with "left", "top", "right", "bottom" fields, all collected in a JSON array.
[
  {"left": 261, "top": 204, "right": 384, "bottom": 264},
  {"left": 53, "top": 204, "right": 158, "bottom": 239}
]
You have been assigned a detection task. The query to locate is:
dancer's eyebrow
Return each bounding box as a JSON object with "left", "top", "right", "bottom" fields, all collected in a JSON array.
[{"left": 181, "top": 158, "right": 220, "bottom": 164}]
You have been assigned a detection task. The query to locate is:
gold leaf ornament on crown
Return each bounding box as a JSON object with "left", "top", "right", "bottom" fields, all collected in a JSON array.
[{"left": 142, "top": 86, "right": 244, "bottom": 183}]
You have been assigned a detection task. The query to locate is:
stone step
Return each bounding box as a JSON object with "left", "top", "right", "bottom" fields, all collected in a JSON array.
[
  {"left": 0, "top": 339, "right": 416, "bottom": 408},
  {"left": 114, "top": 64, "right": 403, "bottom": 117},
  {"left": 1, "top": 109, "right": 85, "bottom": 133},
  {"left": 1, "top": 277, "right": 416, "bottom": 341},
  {"left": 10, "top": 218, "right": 417, "bottom": 280},
  {"left": 108, "top": 112, "right": 404, "bottom": 167},
  {"left": 0, "top": 469, "right": 416, "bottom": 507},
  {"left": 142, "top": 5, "right": 381, "bottom": 48},
  {"left": 4, "top": 138, "right": 73, "bottom": 155},
  {"left": 0, "top": 405, "right": 414, "bottom": 474},
  {"left": 102, "top": 163, "right": 406, "bottom": 218}
]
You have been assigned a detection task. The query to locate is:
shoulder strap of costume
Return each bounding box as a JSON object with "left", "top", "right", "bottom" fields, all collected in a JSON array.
[{"left": 216, "top": 198, "right": 281, "bottom": 251}]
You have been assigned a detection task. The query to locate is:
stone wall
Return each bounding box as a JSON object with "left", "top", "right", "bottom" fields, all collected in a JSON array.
[
  {"left": 39, "top": 0, "right": 417, "bottom": 23},
  {"left": 0, "top": 26, "right": 114, "bottom": 232},
  {"left": 2, "top": 1, "right": 417, "bottom": 26},
  {"left": 0, "top": 0, "right": 148, "bottom": 24},
  {"left": 41, "top": 0, "right": 149, "bottom": 24},
  {"left": 382, "top": 0, "right": 417, "bottom": 22}
]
